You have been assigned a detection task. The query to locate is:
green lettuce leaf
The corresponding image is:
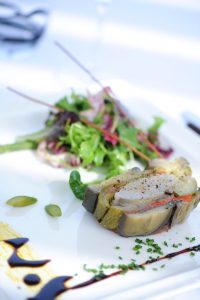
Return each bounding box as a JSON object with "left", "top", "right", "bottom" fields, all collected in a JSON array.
[
  {"left": 148, "top": 116, "right": 165, "bottom": 143},
  {"left": 55, "top": 92, "right": 91, "bottom": 113}
]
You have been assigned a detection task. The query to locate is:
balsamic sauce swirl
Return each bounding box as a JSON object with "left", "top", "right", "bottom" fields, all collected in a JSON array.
[
  {"left": 4, "top": 237, "right": 200, "bottom": 300},
  {"left": 24, "top": 274, "right": 41, "bottom": 286},
  {"left": 27, "top": 276, "right": 72, "bottom": 300},
  {"left": 5, "top": 238, "right": 50, "bottom": 267}
]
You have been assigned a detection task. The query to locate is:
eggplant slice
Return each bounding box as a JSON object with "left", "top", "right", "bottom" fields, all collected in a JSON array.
[{"left": 83, "top": 157, "right": 200, "bottom": 237}]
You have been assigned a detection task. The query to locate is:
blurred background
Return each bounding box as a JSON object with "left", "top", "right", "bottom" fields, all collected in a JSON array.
[{"left": 0, "top": 0, "right": 200, "bottom": 133}]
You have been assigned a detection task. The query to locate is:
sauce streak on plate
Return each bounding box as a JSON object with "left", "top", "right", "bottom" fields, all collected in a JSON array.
[
  {"left": 5, "top": 238, "right": 50, "bottom": 268},
  {"left": 5, "top": 237, "right": 200, "bottom": 300}
]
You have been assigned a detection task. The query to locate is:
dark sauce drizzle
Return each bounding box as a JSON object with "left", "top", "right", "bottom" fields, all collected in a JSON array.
[
  {"left": 30, "top": 244, "right": 200, "bottom": 300},
  {"left": 24, "top": 274, "right": 41, "bottom": 286},
  {"left": 5, "top": 238, "right": 50, "bottom": 267},
  {"left": 4, "top": 238, "right": 200, "bottom": 300},
  {"left": 27, "top": 276, "right": 72, "bottom": 300}
]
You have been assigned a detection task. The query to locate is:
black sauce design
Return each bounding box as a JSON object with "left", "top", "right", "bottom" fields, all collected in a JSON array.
[
  {"left": 27, "top": 276, "right": 72, "bottom": 300},
  {"left": 5, "top": 238, "right": 50, "bottom": 267},
  {"left": 30, "top": 244, "right": 200, "bottom": 300},
  {"left": 4, "top": 237, "right": 200, "bottom": 300},
  {"left": 24, "top": 274, "right": 41, "bottom": 286}
]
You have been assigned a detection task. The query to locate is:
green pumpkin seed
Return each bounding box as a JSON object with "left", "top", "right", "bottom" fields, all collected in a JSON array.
[
  {"left": 45, "top": 204, "right": 62, "bottom": 217},
  {"left": 6, "top": 196, "right": 37, "bottom": 207}
]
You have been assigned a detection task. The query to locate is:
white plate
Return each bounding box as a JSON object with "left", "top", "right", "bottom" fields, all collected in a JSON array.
[{"left": 0, "top": 91, "right": 200, "bottom": 300}]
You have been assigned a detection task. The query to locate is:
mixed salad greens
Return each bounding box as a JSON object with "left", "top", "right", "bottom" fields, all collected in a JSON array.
[{"left": 0, "top": 87, "right": 172, "bottom": 178}]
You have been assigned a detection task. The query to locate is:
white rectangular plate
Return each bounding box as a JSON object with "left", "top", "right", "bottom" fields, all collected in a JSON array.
[{"left": 0, "top": 91, "right": 200, "bottom": 300}]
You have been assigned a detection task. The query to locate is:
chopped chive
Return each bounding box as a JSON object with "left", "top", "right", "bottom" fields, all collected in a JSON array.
[
  {"left": 118, "top": 256, "right": 123, "bottom": 260},
  {"left": 152, "top": 268, "right": 158, "bottom": 271},
  {"left": 95, "top": 271, "right": 105, "bottom": 281},
  {"left": 83, "top": 264, "right": 98, "bottom": 274},
  {"left": 115, "top": 246, "right": 120, "bottom": 250},
  {"left": 190, "top": 237, "right": 196, "bottom": 243},
  {"left": 160, "top": 264, "right": 165, "bottom": 268},
  {"left": 132, "top": 245, "right": 142, "bottom": 251},
  {"left": 99, "top": 263, "right": 116, "bottom": 270},
  {"left": 118, "top": 264, "right": 129, "bottom": 274},
  {"left": 190, "top": 252, "right": 195, "bottom": 257},
  {"left": 146, "top": 238, "right": 155, "bottom": 246},
  {"left": 163, "top": 241, "right": 168, "bottom": 247},
  {"left": 147, "top": 248, "right": 153, "bottom": 253},
  {"left": 135, "top": 238, "right": 145, "bottom": 244}
]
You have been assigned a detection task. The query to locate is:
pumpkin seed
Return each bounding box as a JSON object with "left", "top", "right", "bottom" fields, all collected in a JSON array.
[
  {"left": 6, "top": 196, "right": 37, "bottom": 207},
  {"left": 45, "top": 204, "right": 62, "bottom": 217}
]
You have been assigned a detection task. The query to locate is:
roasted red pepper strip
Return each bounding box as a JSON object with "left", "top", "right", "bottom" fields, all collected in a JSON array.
[{"left": 126, "top": 194, "right": 193, "bottom": 214}]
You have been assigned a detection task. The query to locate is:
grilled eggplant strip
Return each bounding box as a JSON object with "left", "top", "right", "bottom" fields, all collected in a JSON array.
[
  {"left": 193, "top": 189, "right": 200, "bottom": 208},
  {"left": 94, "top": 188, "right": 114, "bottom": 221},
  {"left": 100, "top": 206, "right": 123, "bottom": 230},
  {"left": 117, "top": 206, "right": 173, "bottom": 237},
  {"left": 82, "top": 186, "right": 100, "bottom": 213},
  {"left": 148, "top": 157, "right": 192, "bottom": 175},
  {"left": 171, "top": 190, "right": 200, "bottom": 225},
  {"left": 82, "top": 157, "right": 200, "bottom": 237},
  {"left": 125, "top": 194, "right": 193, "bottom": 214}
]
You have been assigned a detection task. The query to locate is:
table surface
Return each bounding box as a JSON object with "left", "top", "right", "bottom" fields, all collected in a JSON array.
[{"left": 0, "top": 0, "right": 200, "bottom": 299}]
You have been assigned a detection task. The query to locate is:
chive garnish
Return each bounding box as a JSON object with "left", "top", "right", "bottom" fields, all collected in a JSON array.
[
  {"left": 83, "top": 264, "right": 98, "bottom": 274},
  {"left": 147, "top": 248, "right": 153, "bottom": 253},
  {"left": 132, "top": 245, "right": 142, "bottom": 251},
  {"left": 135, "top": 238, "right": 145, "bottom": 244},
  {"left": 160, "top": 264, "right": 165, "bottom": 268},
  {"left": 190, "top": 237, "right": 196, "bottom": 243}
]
